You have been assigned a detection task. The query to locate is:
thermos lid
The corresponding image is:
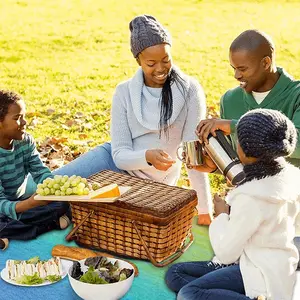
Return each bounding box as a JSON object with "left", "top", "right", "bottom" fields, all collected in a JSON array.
[{"left": 232, "top": 171, "right": 246, "bottom": 185}]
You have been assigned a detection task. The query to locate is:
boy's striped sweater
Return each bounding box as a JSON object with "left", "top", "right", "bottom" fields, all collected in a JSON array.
[{"left": 0, "top": 133, "right": 52, "bottom": 219}]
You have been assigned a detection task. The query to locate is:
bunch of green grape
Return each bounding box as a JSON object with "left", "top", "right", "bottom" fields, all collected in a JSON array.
[{"left": 36, "top": 175, "right": 90, "bottom": 196}]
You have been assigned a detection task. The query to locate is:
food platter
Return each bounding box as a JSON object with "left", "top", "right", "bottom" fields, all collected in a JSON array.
[
  {"left": 34, "top": 186, "right": 131, "bottom": 202},
  {"left": 1, "top": 259, "right": 72, "bottom": 287}
]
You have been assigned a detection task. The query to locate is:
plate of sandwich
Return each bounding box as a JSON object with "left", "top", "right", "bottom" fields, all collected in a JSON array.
[{"left": 1, "top": 256, "right": 72, "bottom": 287}]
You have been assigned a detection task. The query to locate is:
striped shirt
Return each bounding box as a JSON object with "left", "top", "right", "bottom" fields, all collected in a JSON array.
[{"left": 0, "top": 133, "right": 52, "bottom": 219}]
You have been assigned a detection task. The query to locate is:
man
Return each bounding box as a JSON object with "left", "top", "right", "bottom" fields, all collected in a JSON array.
[{"left": 196, "top": 29, "right": 300, "bottom": 267}]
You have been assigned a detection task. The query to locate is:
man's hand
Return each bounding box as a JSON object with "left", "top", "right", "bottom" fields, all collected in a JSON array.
[
  {"left": 213, "top": 194, "right": 230, "bottom": 217},
  {"left": 146, "top": 149, "right": 176, "bottom": 171},
  {"left": 196, "top": 118, "right": 232, "bottom": 145}
]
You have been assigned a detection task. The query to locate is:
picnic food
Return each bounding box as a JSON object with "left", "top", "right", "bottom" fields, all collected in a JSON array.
[
  {"left": 36, "top": 175, "right": 90, "bottom": 196},
  {"left": 36, "top": 175, "right": 120, "bottom": 198},
  {"left": 51, "top": 245, "right": 139, "bottom": 276},
  {"left": 52, "top": 245, "right": 99, "bottom": 260},
  {"left": 89, "top": 183, "right": 120, "bottom": 199},
  {"left": 6, "top": 256, "right": 63, "bottom": 285},
  {"left": 70, "top": 257, "right": 133, "bottom": 284}
]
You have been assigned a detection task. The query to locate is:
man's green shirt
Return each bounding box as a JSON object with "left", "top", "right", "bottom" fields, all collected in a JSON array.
[{"left": 221, "top": 67, "right": 300, "bottom": 167}]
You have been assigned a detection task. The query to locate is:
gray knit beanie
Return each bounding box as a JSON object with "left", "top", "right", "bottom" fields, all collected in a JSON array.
[
  {"left": 129, "top": 15, "right": 172, "bottom": 58},
  {"left": 237, "top": 109, "right": 297, "bottom": 159}
]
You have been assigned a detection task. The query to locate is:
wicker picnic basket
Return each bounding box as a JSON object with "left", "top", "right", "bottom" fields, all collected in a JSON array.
[{"left": 66, "top": 170, "right": 198, "bottom": 267}]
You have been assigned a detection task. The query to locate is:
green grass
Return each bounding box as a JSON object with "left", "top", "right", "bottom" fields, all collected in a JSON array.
[{"left": 1, "top": 0, "right": 300, "bottom": 189}]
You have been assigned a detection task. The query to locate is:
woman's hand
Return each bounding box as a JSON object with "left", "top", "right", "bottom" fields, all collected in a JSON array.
[
  {"left": 196, "top": 118, "right": 232, "bottom": 145},
  {"left": 190, "top": 149, "right": 218, "bottom": 173},
  {"left": 213, "top": 194, "right": 230, "bottom": 217},
  {"left": 146, "top": 149, "right": 176, "bottom": 171}
]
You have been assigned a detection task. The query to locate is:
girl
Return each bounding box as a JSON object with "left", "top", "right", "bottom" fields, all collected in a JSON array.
[
  {"left": 53, "top": 15, "right": 213, "bottom": 225},
  {"left": 165, "top": 108, "right": 300, "bottom": 300},
  {"left": 0, "top": 90, "right": 70, "bottom": 247}
]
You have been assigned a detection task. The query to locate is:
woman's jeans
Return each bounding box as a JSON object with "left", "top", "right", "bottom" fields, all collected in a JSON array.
[
  {"left": 26, "top": 142, "right": 125, "bottom": 193},
  {"left": 54, "top": 142, "right": 125, "bottom": 177},
  {"left": 165, "top": 261, "right": 252, "bottom": 300}
]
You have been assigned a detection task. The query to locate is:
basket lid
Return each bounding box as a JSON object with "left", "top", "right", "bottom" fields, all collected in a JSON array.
[{"left": 88, "top": 170, "right": 197, "bottom": 218}]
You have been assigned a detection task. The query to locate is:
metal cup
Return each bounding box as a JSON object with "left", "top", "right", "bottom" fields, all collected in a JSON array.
[{"left": 177, "top": 140, "right": 204, "bottom": 166}]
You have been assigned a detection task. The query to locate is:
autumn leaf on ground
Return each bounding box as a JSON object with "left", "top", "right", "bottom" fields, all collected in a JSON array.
[
  {"left": 28, "top": 117, "right": 40, "bottom": 129},
  {"left": 74, "top": 112, "right": 84, "bottom": 118},
  {"left": 79, "top": 134, "right": 88, "bottom": 139},
  {"left": 37, "top": 136, "right": 84, "bottom": 170},
  {"left": 47, "top": 108, "right": 55, "bottom": 115},
  {"left": 65, "top": 119, "right": 76, "bottom": 127}
]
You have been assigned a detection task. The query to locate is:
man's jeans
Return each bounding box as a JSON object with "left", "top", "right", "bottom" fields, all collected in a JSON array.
[{"left": 165, "top": 261, "right": 253, "bottom": 300}]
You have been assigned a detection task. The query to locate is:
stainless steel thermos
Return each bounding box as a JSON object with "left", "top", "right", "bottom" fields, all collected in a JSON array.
[{"left": 204, "top": 131, "right": 245, "bottom": 185}]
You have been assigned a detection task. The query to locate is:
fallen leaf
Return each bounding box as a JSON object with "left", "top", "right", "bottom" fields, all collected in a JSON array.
[
  {"left": 61, "top": 124, "right": 70, "bottom": 130},
  {"left": 74, "top": 112, "right": 84, "bottom": 118},
  {"left": 65, "top": 119, "right": 76, "bottom": 127},
  {"left": 72, "top": 140, "right": 88, "bottom": 146},
  {"left": 83, "top": 123, "right": 93, "bottom": 130},
  {"left": 28, "top": 117, "right": 39, "bottom": 129},
  {"left": 79, "top": 134, "right": 88, "bottom": 139},
  {"left": 49, "top": 158, "right": 65, "bottom": 169},
  {"left": 47, "top": 108, "right": 55, "bottom": 115},
  {"left": 74, "top": 118, "right": 82, "bottom": 125}
]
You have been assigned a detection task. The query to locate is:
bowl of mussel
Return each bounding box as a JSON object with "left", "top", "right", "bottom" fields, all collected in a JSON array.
[{"left": 68, "top": 256, "right": 134, "bottom": 300}]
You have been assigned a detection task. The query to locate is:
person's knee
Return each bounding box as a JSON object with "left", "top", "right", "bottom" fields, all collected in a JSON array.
[
  {"left": 165, "top": 263, "right": 184, "bottom": 292},
  {"left": 177, "top": 285, "right": 205, "bottom": 300},
  {"left": 48, "top": 201, "right": 70, "bottom": 217},
  {"left": 177, "top": 286, "right": 189, "bottom": 300}
]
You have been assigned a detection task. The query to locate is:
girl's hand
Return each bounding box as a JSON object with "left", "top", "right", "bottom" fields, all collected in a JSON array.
[
  {"left": 146, "top": 149, "right": 176, "bottom": 171},
  {"left": 213, "top": 194, "right": 230, "bottom": 217}
]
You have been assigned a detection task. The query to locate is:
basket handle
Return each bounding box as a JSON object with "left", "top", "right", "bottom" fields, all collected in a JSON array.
[
  {"left": 65, "top": 210, "right": 94, "bottom": 242},
  {"left": 132, "top": 221, "right": 194, "bottom": 267}
]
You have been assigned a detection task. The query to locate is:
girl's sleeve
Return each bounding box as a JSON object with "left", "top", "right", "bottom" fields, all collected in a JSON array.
[
  {"left": 26, "top": 135, "right": 53, "bottom": 184},
  {"left": 209, "top": 194, "right": 263, "bottom": 264},
  {"left": 0, "top": 180, "right": 18, "bottom": 220},
  {"left": 111, "top": 87, "right": 151, "bottom": 171},
  {"left": 182, "top": 79, "right": 212, "bottom": 214},
  {"left": 295, "top": 196, "right": 300, "bottom": 236}
]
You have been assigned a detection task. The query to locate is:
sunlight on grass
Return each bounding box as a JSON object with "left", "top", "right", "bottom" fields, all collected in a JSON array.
[{"left": 0, "top": 0, "right": 299, "bottom": 186}]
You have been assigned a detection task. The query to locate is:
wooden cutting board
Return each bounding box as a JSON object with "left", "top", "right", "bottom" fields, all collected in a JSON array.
[{"left": 34, "top": 186, "right": 131, "bottom": 203}]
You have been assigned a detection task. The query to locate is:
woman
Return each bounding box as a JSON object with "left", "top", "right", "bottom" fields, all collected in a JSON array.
[{"left": 54, "top": 15, "right": 212, "bottom": 225}]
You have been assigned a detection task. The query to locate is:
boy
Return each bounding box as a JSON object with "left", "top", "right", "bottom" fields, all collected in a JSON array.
[{"left": 0, "top": 90, "right": 70, "bottom": 248}]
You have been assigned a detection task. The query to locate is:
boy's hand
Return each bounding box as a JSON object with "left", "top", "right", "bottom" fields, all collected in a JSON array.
[
  {"left": 146, "top": 149, "right": 176, "bottom": 171},
  {"left": 213, "top": 194, "right": 230, "bottom": 217},
  {"left": 196, "top": 118, "right": 232, "bottom": 145},
  {"left": 15, "top": 195, "right": 50, "bottom": 213}
]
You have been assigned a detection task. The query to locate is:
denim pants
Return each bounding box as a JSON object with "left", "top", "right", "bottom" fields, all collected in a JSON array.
[
  {"left": 0, "top": 201, "right": 70, "bottom": 240},
  {"left": 26, "top": 142, "right": 126, "bottom": 195},
  {"left": 53, "top": 142, "right": 125, "bottom": 177},
  {"left": 165, "top": 261, "right": 253, "bottom": 300},
  {"left": 7, "top": 142, "right": 124, "bottom": 240}
]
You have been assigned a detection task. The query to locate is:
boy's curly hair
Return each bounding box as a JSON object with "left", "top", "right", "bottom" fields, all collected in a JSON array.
[{"left": 0, "top": 90, "right": 22, "bottom": 121}]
